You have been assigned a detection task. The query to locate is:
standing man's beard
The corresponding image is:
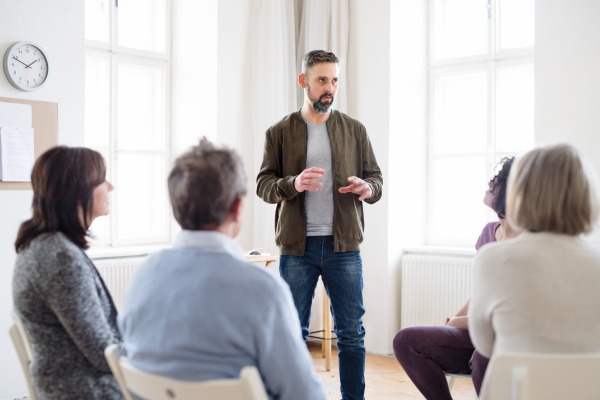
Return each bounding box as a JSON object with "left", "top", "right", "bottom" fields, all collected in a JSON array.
[{"left": 307, "top": 84, "right": 334, "bottom": 114}]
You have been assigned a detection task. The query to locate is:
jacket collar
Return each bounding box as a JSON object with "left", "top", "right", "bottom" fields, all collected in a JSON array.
[
  {"left": 292, "top": 108, "right": 339, "bottom": 125},
  {"left": 174, "top": 230, "right": 246, "bottom": 262}
]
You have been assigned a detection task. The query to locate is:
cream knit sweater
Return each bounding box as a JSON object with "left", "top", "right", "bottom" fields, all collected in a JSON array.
[{"left": 469, "top": 231, "right": 600, "bottom": 358}]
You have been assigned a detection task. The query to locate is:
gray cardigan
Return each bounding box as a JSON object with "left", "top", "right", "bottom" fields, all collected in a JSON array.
[{"left": 12, "top": 232, "right": 123, "bottom": 400}]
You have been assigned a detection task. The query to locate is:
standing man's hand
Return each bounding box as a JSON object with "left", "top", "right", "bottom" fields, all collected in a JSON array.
[
  {"left": 295, "top": 167, "right": 325, "bottom": 192},
  {"left": 339, "top": 176, "right": 372, "bottom": 201}
]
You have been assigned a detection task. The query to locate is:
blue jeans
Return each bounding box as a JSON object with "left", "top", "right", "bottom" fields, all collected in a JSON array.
[{"left": 279, "top": 236, "right": 366, "bottom": 400}]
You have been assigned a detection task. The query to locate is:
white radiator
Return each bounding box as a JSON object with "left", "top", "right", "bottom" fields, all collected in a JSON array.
[
  {"left": 95, "top": 257, "right": 147, "bottom": 311},
  {"left": 401, "top": 255, "right": 474, "bottom": 329}
]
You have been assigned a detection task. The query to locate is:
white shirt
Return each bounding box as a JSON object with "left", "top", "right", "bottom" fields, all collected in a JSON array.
[{"left": 469, "top": 231, "right": 600, "bottom": 358}]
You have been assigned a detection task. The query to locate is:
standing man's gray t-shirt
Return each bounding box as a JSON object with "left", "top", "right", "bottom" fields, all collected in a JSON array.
[{"left": 303, "top": 116, "right": 334, "bottom": 236}]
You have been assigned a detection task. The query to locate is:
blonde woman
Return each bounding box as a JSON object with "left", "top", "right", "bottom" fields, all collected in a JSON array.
[{"left": 470, "top": 144, "right": 600, "bottom": 363}]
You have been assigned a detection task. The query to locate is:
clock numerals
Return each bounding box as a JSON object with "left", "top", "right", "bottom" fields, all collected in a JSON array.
[{"left": 5, "top": 42, "right": 48, "bottom": 90}]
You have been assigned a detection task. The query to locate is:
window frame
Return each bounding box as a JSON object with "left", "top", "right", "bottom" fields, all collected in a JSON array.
[
  {"left": 426, "top": 0, "right": 534, "bottom": 246},
  {"left": 85, "top": 0, "right": 173, "bottom": 248}
]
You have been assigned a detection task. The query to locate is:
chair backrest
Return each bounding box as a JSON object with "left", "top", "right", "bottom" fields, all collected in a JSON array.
[
  {"left": 9, "top": 312, "right": 37, "bottom": 400},
  {"left": 104, "top": 344, "right": 269, "bottom": 400},
  {"left": 480, "top": 352, "right": 600, "bottom": 400}
]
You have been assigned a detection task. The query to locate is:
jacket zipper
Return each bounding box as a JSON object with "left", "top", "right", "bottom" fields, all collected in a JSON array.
[{"left": 327, "top": 116, "right": 337, "bottom": 250}]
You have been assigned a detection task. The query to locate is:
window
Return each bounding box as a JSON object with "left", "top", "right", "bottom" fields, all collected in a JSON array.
[
  {"left": 427, "top": 0, "right": 534, "bottom": 246},
  {"left": 85, "top": 0, "right": 172, "bottom": 246}
]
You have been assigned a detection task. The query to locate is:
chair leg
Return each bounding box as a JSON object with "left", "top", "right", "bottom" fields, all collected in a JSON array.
[
  {"left": 323, "top": 287, "right": 331, "bottom": 372},
  {"left": 447, "top": 376, "right": 456, "bottom": 392}
]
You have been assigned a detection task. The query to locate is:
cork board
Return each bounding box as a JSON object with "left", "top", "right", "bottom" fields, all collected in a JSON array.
[{"left": 0, "top": 97, "right": 58, "bottom": 190}]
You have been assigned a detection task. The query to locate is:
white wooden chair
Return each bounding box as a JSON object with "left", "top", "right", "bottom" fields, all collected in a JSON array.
[
  {"left": 9, "top": 312, "right": 37, "bottom": 400},
  {"left": 480, "top": 352, "right": 600, "bottom": 400},
  {"left": 104, "top": 344, "right": 269, "bottom": 400},
  {"left": 444, "top": 372, "right": 472, "bottom": 393}
]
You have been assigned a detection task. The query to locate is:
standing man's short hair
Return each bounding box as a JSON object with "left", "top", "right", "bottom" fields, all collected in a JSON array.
[
  {"left": 301, "top": 50, "right": 339, "bottom": 78},
  {"left": 168, "top": 138, "right": 247, "bottom": 230}
]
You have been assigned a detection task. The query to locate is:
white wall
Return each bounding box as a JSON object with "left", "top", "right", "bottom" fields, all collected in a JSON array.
[
  {"left": 387, "top": 0, "right": 429, "bottom": 352},
  {"left": 535, "top": 0, "right": 600, "bottom": 176},
  {"left": 0, "top": 1, "right": 85, "bottom": 398}
]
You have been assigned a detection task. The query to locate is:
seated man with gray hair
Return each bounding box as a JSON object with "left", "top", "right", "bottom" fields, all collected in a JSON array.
[{"left": 118, "top": 138, "right": 326, "bottom": 400}]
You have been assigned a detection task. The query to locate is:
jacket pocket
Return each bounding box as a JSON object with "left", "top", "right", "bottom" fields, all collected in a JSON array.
[{"left": 275, "top": 199, "right": 305, "bottom": 245}]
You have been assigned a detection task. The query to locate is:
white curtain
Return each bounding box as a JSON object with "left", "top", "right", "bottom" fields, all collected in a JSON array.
[
  {"left": 249, "top": 0, "right": 297, "bottom": 253},
  {"left": 296, "top": 0, "right": 350, "bottom": 113}
]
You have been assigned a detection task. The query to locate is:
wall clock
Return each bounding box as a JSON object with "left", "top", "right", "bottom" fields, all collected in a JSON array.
[{"left": 3, "top": 41, "right": 49, "bottom": 92}]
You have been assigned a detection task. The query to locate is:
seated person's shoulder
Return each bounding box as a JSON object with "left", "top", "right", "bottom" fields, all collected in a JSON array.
[
  {"left": 228, "top": 258, "right": 286, "bottom": 296},
  {"left": 16, "top": 232, "right": 89, "bottom": 285},
  {"left": 476, "top": 240, "right": 502, "bottom": 259},
  {"left": 139, "top": 248, "right": 285, "bottom": 298},
  {"left": 482, "top": 221, "right": 500, "bottom": 232},
  {"left": 476, "top": 231, "right": 539, "bottom": 271},
  {"left": 24, "top": 231, "right": 84, "bottom": 263}
]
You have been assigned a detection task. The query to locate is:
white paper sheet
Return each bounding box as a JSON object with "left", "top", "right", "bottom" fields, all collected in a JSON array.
[
  {"left": 0, "top": 102, "right": 32, "bottom": 128},
  {"left": 0, "top": 127, "right": 35, "bottom": 182}
]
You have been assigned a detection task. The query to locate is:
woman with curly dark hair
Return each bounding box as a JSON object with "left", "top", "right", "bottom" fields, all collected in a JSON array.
[
  {"left": 479, "top": 157, "right": 519, "bottom": 244},
  {"left": 392, "top": 157, "right": 517, "bottom": 400}
]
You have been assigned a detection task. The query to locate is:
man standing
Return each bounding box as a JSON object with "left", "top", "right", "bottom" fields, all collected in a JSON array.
[{"left": 256, "top": 50, "right": 383, "bottom": 400}]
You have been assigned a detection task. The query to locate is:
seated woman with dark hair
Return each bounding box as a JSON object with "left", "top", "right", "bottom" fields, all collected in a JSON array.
[
  {"left": 12, "top": 147, "right": 123, "bottom": 400},
  {"left": 470, "top": 144, "right": 600, "bottom": 397},
  {"left": 392, "top": 157, "right": 516, "bottom": 400}
]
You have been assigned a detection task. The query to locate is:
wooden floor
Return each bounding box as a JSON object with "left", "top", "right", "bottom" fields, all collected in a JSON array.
[{"left": 308, "top": 342, "right": 477, "bottom": 400}]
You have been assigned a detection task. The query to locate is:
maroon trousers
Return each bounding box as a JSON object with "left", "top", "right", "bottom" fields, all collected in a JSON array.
[{"left": 393, "top": 326, "right": 489, "bottom": 399}]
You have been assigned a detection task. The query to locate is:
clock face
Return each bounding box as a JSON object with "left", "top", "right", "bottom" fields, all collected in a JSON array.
[{"left": 3, "top": 42, "right": 49, "bottom": 91}]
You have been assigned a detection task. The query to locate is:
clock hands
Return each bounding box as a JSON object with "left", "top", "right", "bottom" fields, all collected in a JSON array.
[
  {"left": 12, "top": 57, "right": 38, "bottom": 70},
  {"left": 12, "top": 57, "right": 28, "bottom": 67}
]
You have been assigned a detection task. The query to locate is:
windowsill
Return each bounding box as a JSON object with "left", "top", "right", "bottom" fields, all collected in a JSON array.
[
  {"left": 86, "top": 243, "right": 173, "bottom": 260},
  {"left": 403, "top": 245, "right": 476, "bottom": 258}
]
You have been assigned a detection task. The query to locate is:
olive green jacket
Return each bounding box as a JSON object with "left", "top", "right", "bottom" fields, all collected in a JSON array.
[{"left": 256, "top": 110, "right": 383, "bottom": 256}]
